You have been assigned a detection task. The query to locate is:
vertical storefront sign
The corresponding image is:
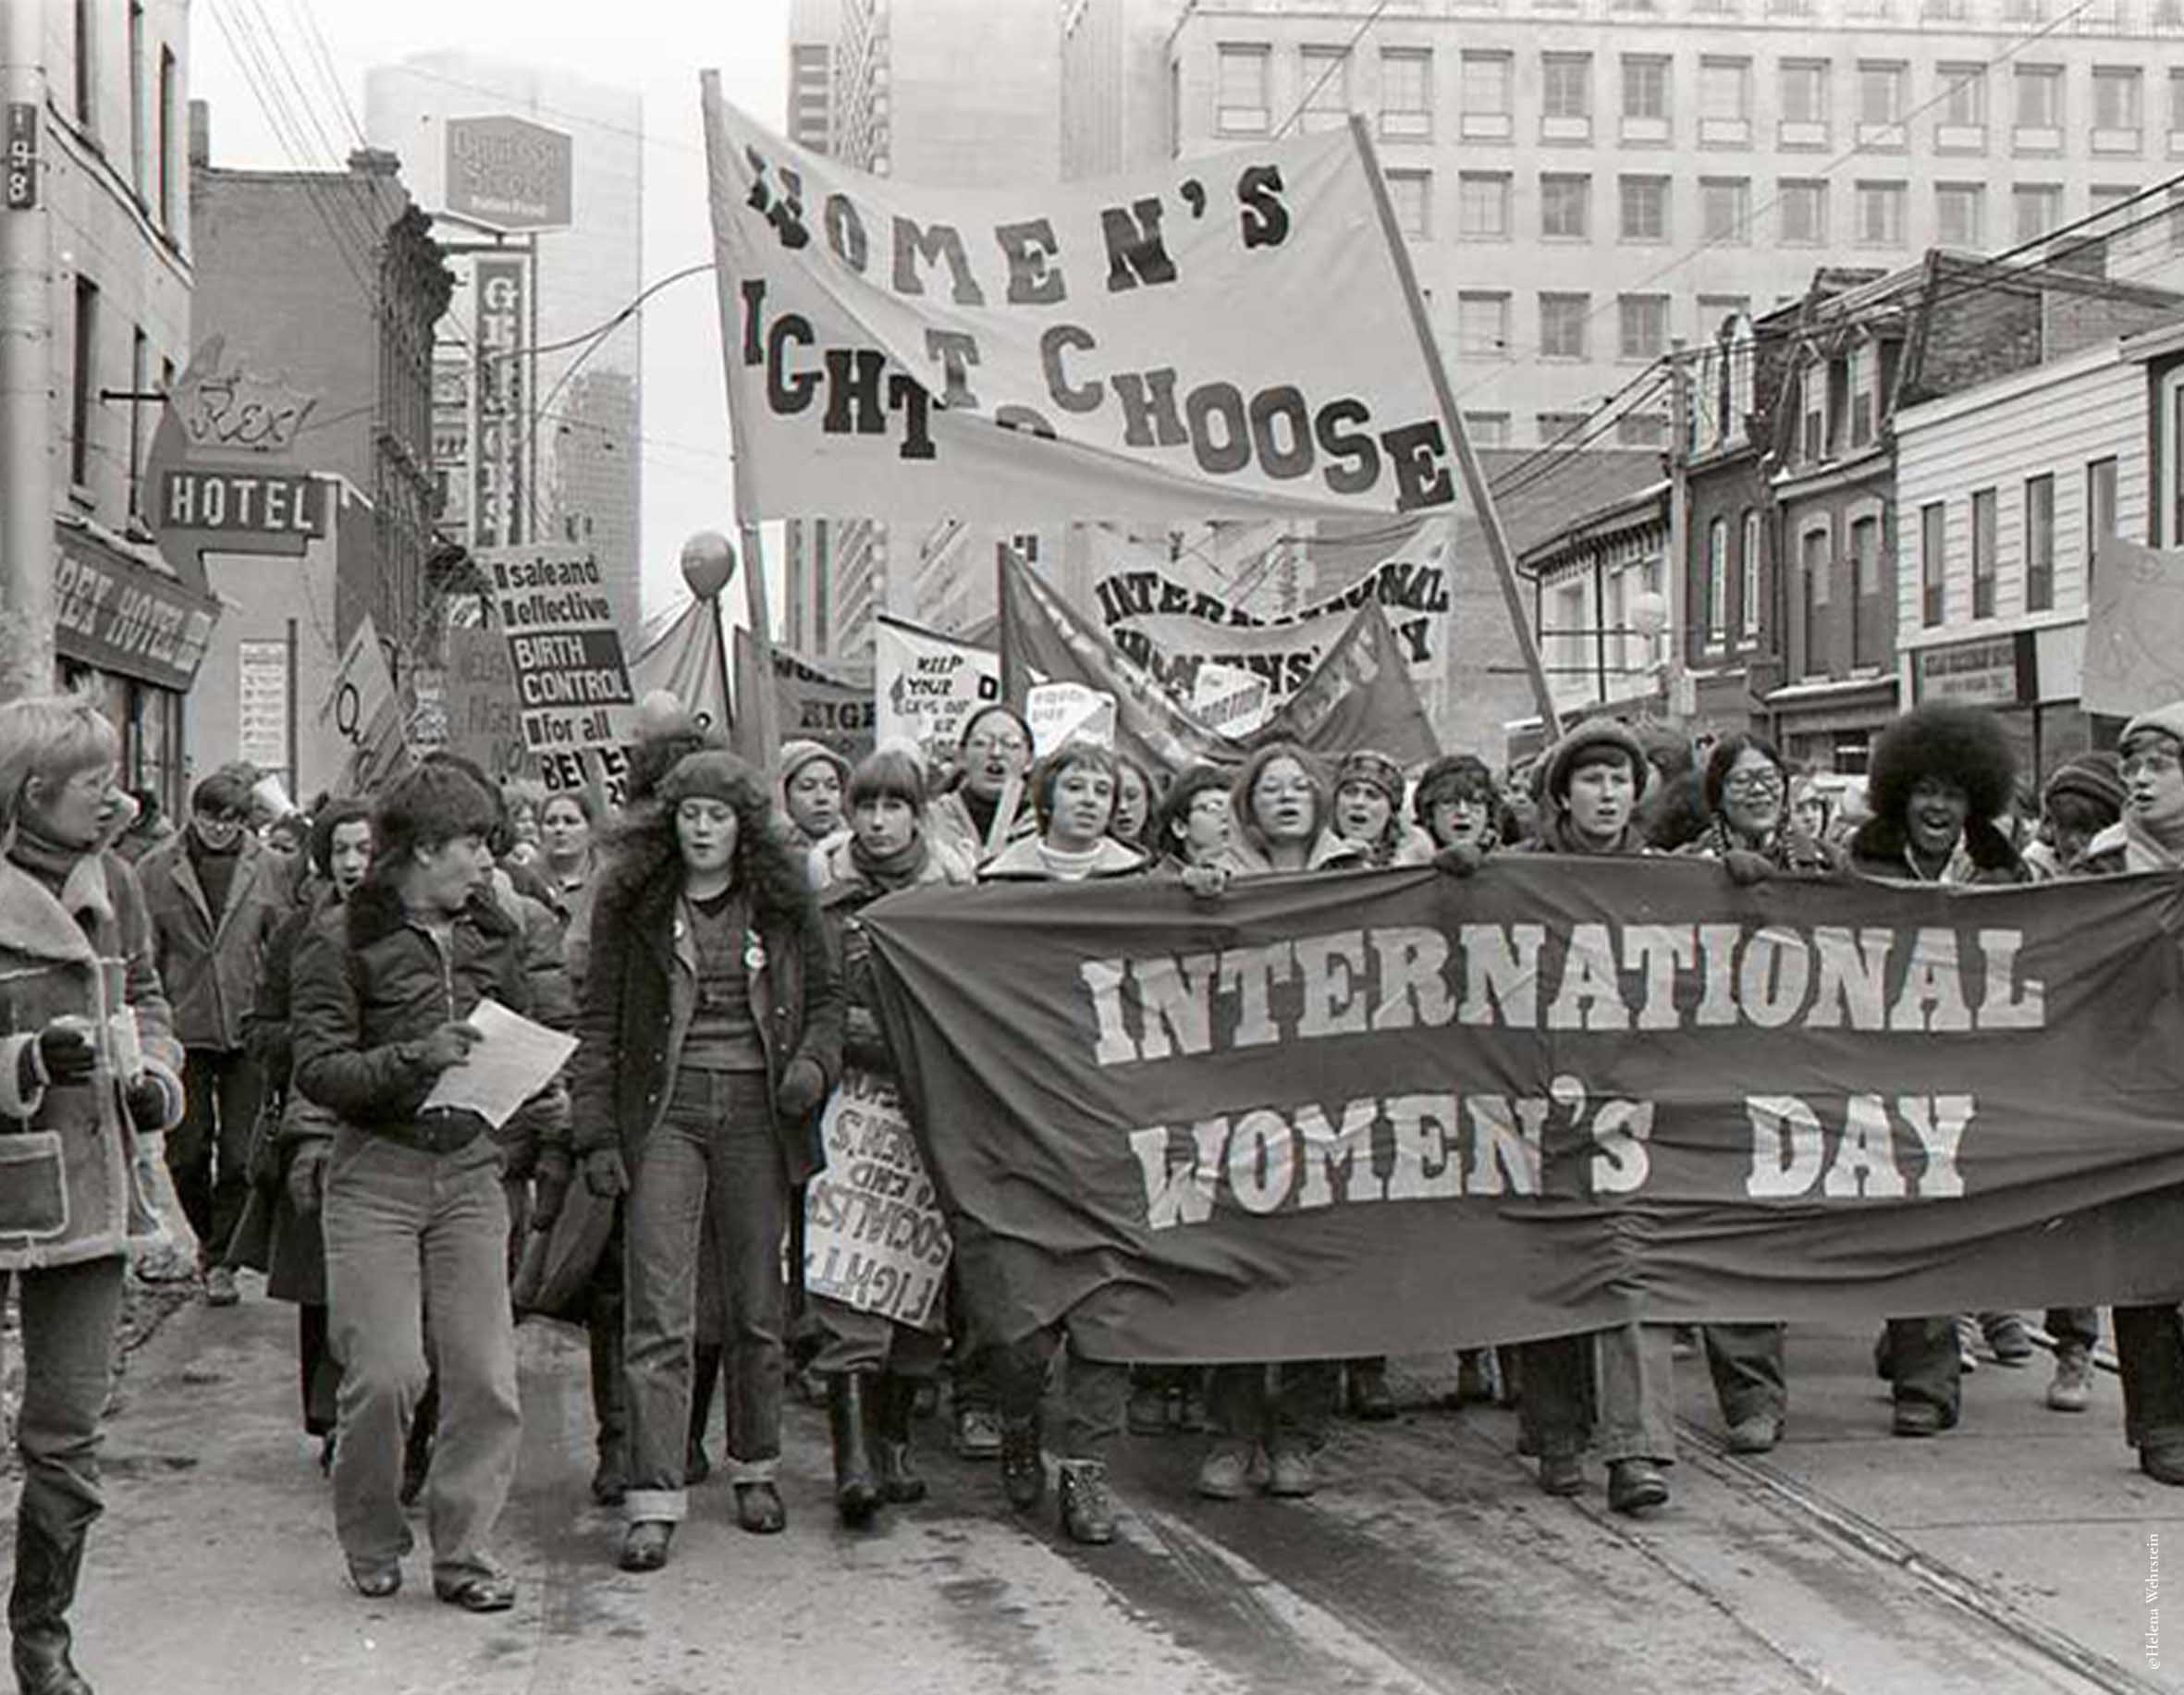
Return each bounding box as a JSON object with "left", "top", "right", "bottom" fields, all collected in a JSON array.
[{"left": 472, "top": 255, "right": 528, "bottom": 549}]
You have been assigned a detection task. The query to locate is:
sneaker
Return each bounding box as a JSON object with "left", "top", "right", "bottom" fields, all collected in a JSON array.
[
  {"left": 953, "top": 1406, "right": 1002, "bottom": 1461},
  {"left": 2047, "top": 1345, "right": 2093, "bottom": 1413},
  {"left": 1725, "top": 1412, "right": 1782, "bottom": 1455},
  {"left": 204, "top": 1267, "right": 240, "bottom": 1308},
  {"left": 1892, "top": 1400, "right": 1957, "bottom": 1437},
  {"left": 1126, "top": 1384, "right": 1170, "bottom": 1436},
  {"left": 1057, "top": 1459, "right": 1116, "bottom": 1544},
  {"left": 1607, "top": 1458, "right": 1669, "bottom": 1516},
  {"left": 1982, "top": 1312, "right": 2034, "bottom": 1367},
  {"left": 1954, "top": 1314, "right": 1982, "bottom": 1373},
  {"left": 1538, "top": 1454, "right": 1585, "bottom": 1497},
  {"left": 1196, "top": 1440, "right": 1252, "bottom": 1501},
  {"left": 1000, "top": 1418, "right": 1045, "bottom": 1511},
  {"left": 1265, "top": 1446, "right": 1318, "bottom": 1498}
]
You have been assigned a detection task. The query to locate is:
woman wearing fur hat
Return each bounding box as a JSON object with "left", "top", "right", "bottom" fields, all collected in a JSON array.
[
  {"left": 1846, "top": 703, "right": 2031, "bottom": 1437},
  {"left": 0, "top": 694, "right": 188, "bottom": 1692},
  {"left": 1332, "top": 749, "right": 1433, "bottom": 869},
  {"left": 567, "top": 750, "right": 842, "bottom": 1571}
]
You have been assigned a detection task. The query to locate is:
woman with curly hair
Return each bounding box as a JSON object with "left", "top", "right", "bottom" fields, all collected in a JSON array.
[
  {"left": 568, "top": 750, "right": 841, "bottom": 1571},
  {"left": 1847, "top": 702, "right": 2031, "bottom": 1438}
]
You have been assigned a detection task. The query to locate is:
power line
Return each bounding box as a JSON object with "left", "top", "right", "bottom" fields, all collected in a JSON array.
[{"left": 1270, "top": 0, "right": 1398, "bottom": 140}]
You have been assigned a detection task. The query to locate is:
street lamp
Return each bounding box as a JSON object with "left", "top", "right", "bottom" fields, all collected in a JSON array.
[{"left": 1625, "top": 587, "right": 1694, "bottom": 719}]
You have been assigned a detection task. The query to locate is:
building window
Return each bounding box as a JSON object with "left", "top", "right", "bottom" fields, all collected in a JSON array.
[
  {"left": 1463, "top": 411, "right": 1511, "bottom": 447},
  {"left": 2088, "top": 456, "right": 2118, "bottom": 572},
  {"left": 1707, "top": 516, "right": 1729, "bottom": 644},
  {"left": 1461, "top": 52, "right": 1513, "bottom": 139},
  {"left": 1971, "top": 486, "right": 1998, "bottom": 617},
  {"left": 1537, "top": 411, "right": 1590, "bottom": 444},
  {"left": 1701, "top": 177, "right": 1751, "bottom": 243},
  {"left": 2093, "top": 68, "right": 2141, "bottom": 141},
  {"left": 2015, "top": 65, "right": 2063, "bottom": 141},
  {"left": 73, "top": 0, "right": 94, "bottom": 129},
  {"left": 128, "top": 3, "right": 145, "bottom": 197},
  {"left": 2091, "top": 183, "right": 2139, "bottom": 252},
  {"left": 156, "top": 47, "right": 175, "bottom": 227},
  {"left": 1540, "top": 293, "right": 1589, "bottom": 361},
  {"left": 127, "top": 326, "right": 147, "bottom": 517},
  {"left": 1540, "top": 173, "right": 1590, "bottom": 239},
  {"left": 1700, "top": 57, "right": 1751, "bottom": 144},
  {"left": 1622, "top": 55, "right": 1669, "bottom": 121},
  {"left": 1920, "top": 500, "right": 1945, "bottom": 626},
  {"left": 1619, "top": 294, "right": 1669, "bottom": 359},
  {"left": 1457, "top": 172, "right": 1510, "bottom": 239},
  {"left": 1298, "top": 44, "right": 1352, "bottom": 131},
  {"left": 1938, "top": 64, "right": 1986, "bottom": 135},
  {"left": 1620, "top": 175, "right": 1669, "bottom": 242},
  {"left": 1386, "top": 168, "right": 1431, "bottom": 237},
  {"left": 2170, "top": 68, "right": 2184, "bottom": 139},
  {"left": 1847, "top": 343, "right": 1877, "bottom": 448},
  {"left": 1456, "top": 291, "right": 1511, "bottom": 359},
  {"left": 1850, "top": 513, "right": 1881, "bottom": 664},
  {"left": 1801, "top": 527, "right": 1830, "bottom": 676},
  {"left": 1741, "top": 509, "right": 1762, "bottom": 639},
  {"left": 1800, "top": 362, "right": 1827, "bottom": 461},
  {"left": 69, "top": 276, "right": 98, "bottom": 491},
  {"left": 1541, "top": 52, "right": 1592, "bottom": 138},
  {"left": 1858, "top": 61, "right": 1907, "bottom": 135},
  {"left": 2025, "top": 473, "right": 2055, "bottom": 611},
  {"left": 1616, "top": 412, "right": 1667, "bottom": 447},
  {"left": 1855, "top": 180, "right": 1907, "bottom": 246},
  {"left": 1380, "top": 47, "right": 1432, "bottom": 138},
  {"left": 1936, "top": 183, "right": 1984, "bottom": 247},
  {"left": 1779, "top": 178, "right": 1827, "bottom": 245},
  {"left": 2014, "top": 183, "right": 2063, "bottom": 244},
  {"left": 1217, "top": 44, "right": 1271, "bottom": 134},
  {"left": 2169, "top": 185, "right": 2184, "bottom": 252},
  {"left": 1780, "top": 60, "right": 1828, "bottom": 141}
]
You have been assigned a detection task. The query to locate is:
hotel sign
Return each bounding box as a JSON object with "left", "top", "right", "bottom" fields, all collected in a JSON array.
[{"left": 160, "top": 466, "right": 325, "bottom": 540}]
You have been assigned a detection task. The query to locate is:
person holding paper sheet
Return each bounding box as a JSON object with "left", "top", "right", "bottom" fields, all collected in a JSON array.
[
  {"left": 288, "top": 762, "right": 539, "bottom": 1614},
  {"left": 0, "top": 694, "right": 190, "bottom": 1695},
  {"left": 569, "top": 749, "right": 841, "bottom": 1573}
]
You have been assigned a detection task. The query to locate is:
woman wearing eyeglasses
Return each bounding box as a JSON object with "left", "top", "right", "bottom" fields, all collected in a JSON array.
[
  {"left": 930, "top": 706, "right": 1036, "bottom": 866},
  {"left": 1685, "top": 733, "right": 1837, "bottom": 875}
]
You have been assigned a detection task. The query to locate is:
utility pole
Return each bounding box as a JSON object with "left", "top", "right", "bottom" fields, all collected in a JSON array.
[
  {"left": 0, "top": 0, "right": 55, "bottom": 700},
  {"left": 1664, "top": 338, "right": 1693, "bottom": 725}
]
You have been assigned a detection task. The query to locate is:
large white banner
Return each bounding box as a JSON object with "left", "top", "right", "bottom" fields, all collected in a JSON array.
[
  {"left": 703, "top": 86, "right": 1461, "bottom": 524},
  {"left": 873, "top": 615, "right": 1001, "bottom": 762}
]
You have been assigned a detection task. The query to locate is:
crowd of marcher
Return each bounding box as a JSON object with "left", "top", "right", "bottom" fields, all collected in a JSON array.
[{"left": 5, "top": 681, "right": 2184, "bottom": 1693}]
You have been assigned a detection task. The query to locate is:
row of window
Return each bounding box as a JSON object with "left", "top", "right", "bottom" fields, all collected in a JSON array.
[
  {"left": 1415, "top": 169, "right": 2171, "bottom": 249},
  {"left": 72, "top": 0, "right": 182, "bottom": 236},
  {"left": 1455, "top": 290, "right": 1730, "bottom": 362},
  {"left": 1219, "top": 42, "right": 2183, "bottom": 154},
  {"left": 66, "top": 273, "right": 171, "bottom": 519},
  {"left": 1461, "top": 410, "right": 1669, "bottom": 448},
  {"left": 1914, "top": 461, "right": 2119, "bottom": 626}
]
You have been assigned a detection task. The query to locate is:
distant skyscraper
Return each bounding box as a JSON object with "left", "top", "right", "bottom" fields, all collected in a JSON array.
[{"left": 363, "top": 51, "right": 645, "bottom": 633}]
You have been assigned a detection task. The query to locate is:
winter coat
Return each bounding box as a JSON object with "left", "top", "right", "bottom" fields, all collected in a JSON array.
[
  {"left": 975, "top": 834, "right": 1149, "bottom": 882},
  {"left": 1679, "top": 817, "right": 1841, "bottom": 875},
  {"left": 138, "top": 831, "right": 286, "bottom": 1050},
  {"left": 1844, "top": 816, "right": 2030, "bottom": 887},
  {"left": 818, "top": 834, "right": 975, "bottom": 1073},
  {"left": 1217, "top": 827, "right": 1370, "bottom": 878},
  {"left": 0, "top": 849, "right": 187, "bottom": 1271},
  {"left": 929, "top": 789, "right": 1034, "bottom": 866},
  {"left": 2078, "top": 817, "right": 2184, "bottom": 878},
  {"left": 240, "top": 893, "right": 337, "bottom": 1304},
  {"left": 566, "top": 866, "right": 843, "bottom": 1185},
  {"left": 288, "top": 878, "right": 536, "bottom": 1151}
]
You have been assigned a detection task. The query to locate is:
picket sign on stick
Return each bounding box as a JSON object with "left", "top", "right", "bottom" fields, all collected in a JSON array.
[{"left": 1346, "top": 115, "right": 1560, "bottom": 738}]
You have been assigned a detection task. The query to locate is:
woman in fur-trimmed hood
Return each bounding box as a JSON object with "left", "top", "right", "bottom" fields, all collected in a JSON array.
[{"left": 1847, "top": 703, "right": 2028, "bottom": 886}]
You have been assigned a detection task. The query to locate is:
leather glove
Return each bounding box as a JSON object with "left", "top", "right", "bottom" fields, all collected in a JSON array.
[
  {"left": 532, "top": 1148, "right": 573, "bottom": 1232},
  {"left": 1722, "top": 849, "right": 1773, "bottom": 887},
  {"left": 287, "top": 1140, "right": 331, "bottom": 1216},
  {"left": 31, "top": 1022, "right": 98, "bottom": 1089},
  {"left": 776, "top": 1056, "right": 828, "bottom": 1122},
  {"left": 1433, "top": 842, "right": 1485, "bottom": 878},
  {"left": 582, "top": 1147, "right": 630, "bottom": 1199},
  {"left": 124, "top": 1075, "right": 172, "bottom": 1134}
]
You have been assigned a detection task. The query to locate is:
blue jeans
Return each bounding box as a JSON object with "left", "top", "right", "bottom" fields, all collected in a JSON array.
[
  {"left": 623, "top": 1069, "right": 787, "bottom": 1522},
  {"left": 324, "top": 1126, "right": 519, "bottom": 1586},
  {"left": 1520, "top": 1322, "right": 1677, "bottom": 1464}
]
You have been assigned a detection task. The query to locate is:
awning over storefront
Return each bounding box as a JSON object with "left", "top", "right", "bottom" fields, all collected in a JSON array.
[
  {"left": 54, "top": 519, "right": 221, "bottom": 692},
  {"left": 1763, "top": 673, "right": 1898, "bottom": 734}
]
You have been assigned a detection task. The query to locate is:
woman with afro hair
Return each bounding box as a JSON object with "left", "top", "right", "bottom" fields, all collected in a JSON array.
[{"left": 1846, "top": 702, "right": 2033, "bottom": 1438}]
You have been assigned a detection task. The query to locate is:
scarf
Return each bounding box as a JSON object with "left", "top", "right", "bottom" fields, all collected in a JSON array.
[
  {"left": 848, "top": 829, "right": 931, "bottom": 892},
  {"left": 2123, "top": 809, "right": 2184, "bottom": 873},
  {"left": 8, "top": 821, "right": 92, "bottom": 896},
  {"left": 959, "top": 786, "right": 1000, "bottom": 842},
  {"left": 1536, "top": 810, "right": 1649, "bottom": 858}
]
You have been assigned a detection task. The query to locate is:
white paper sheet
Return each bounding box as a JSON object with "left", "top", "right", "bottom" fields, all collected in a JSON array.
[{"left": 419, "top": 999, "right": 577, "bottom": 1130}]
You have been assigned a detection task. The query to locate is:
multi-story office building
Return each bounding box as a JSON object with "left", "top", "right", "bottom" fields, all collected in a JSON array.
[
  {"left": 1157, "top": 0, "right": 2184, "bottom": 450},
  {"left": 362, "top": 51, "right": 645, "bottom": 633},
  {"left": 787, "top": 0, "right": 1064, "bottom": 659}
]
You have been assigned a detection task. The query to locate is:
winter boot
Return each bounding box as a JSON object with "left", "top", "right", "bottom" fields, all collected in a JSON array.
[
  {"left": 1000, "top": 1414, "right": 1045, "bottom": 1511},
  {"left": 876, "top": 1376, "right": 927, "bottom": 1505},
  {"left": 829, "top": 1372, "right": 881, "bottom": 1528},
  {"left": 1057, "top": 1458, "right": 1116, "bottom": 1544},
  {"left": 9, "top": 1518, "right": 92, "bottom": 1695}
]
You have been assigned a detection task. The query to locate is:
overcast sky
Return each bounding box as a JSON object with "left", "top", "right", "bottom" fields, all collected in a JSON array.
[{"left": 190, "top": 0, "right": 791, "bottom": 625}]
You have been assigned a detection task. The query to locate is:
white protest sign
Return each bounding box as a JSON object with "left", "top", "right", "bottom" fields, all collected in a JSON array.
[
  {"left": 703, "top": 86, "right": 1462, "bottom": 523},
  {"left": 478, "top": 546, "right": 637, "bottom": 797},
  {"left": 1191, "top": 661, "right": 1271, "bottom": 737},
  {"left": 874, "top": 616, "right": 1001, "bottom": 760},
  {"left": 804, "top": 1069, "right": 951, "bottom": 1332},
  {"left": 2084, "top": 534, "right": 2184, "bottom": 717},
  {"left": 1026, "top": 682, "right": 1117, "bottom": 756},
  {"left": 316, "top": 614, "right": 403, "bottom": 794}
]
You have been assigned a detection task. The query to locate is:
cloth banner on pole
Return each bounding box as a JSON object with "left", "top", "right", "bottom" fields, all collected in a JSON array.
[
  {"left": 2084, "top": 534, "right": 2184, "bottom": 717},
  {"left": 865, "top": 858, "right": 2184, "bottom": 1361},
  {"left": 702, "top": 90, "right": 1467, "bottom": 525},
  {"left": 1086, "top": 519, "right": 1454, "bottom": 717},
  {"left": 874, "top": 615, "right": 1003, "bottom": 764},
  {"left": 316, "top": 614, "right": 406, "bottom": 796},
  {"left": 630, "top": 596, "right": 732, "bottom": 737},
  {"left": 804, "top": 1067, "right": 951, "bottom": 1332},
  {"left": 1000, "top": 547, "right": 1438, "bottom": 773},
  {"left": 731, "top": 626, "right": 875, "bottom": 765}
]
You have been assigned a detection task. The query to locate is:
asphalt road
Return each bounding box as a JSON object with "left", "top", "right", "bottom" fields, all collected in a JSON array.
[{"left": 46, "top": 1291, "right": 2184, "bottom": 1694}]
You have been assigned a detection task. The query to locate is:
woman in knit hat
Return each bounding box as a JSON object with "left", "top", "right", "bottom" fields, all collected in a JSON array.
[
  {"left": 778, "top": 740, "right": 852, "bottom": 886},
  {"left": 1332, "top": 749, "right": 1432, "bottom": 868},
  {"left": 1414, "top": 753, "right": 1503, "bottom": 856},
  {"left": 2043, "top": 750, "right": 2129, "bottom": 873},
  {"left": 568, "top": 748, "right": 841, "bottom": 1570}
]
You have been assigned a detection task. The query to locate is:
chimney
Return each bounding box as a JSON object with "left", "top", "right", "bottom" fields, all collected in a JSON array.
[{"left": 189, "top": 99, "right": 210, "bottom": 169}]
